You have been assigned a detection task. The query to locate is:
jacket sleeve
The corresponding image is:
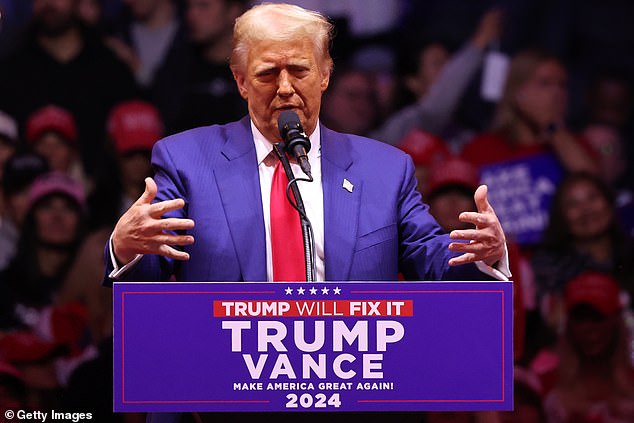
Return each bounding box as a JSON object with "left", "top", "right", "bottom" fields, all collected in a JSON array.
[{"left": 397, "top": 155, "right": 486, "bottom": 281}]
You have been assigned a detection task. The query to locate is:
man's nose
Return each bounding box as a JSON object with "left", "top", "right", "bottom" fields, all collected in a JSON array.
[{"left": 277, "top": 70, "right": 294, "bottom": 97}]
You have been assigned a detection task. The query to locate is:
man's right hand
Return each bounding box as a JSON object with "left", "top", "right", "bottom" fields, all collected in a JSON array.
[{"left": 112, "top": 177, "right": 195, "bottom": 264}]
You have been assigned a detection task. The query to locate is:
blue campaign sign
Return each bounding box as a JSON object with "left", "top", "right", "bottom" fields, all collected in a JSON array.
[
  {"left": 113, "top": 281, "right": 513, "bottom": 413},
  {"left": 479, "top": 152, "right": 563, "bottom": 246}
]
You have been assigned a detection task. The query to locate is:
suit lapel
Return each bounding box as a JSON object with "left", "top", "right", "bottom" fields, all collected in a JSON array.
[
  {"left": 214, "top": 117, "right": 267, "bottom": 281},
  {"left": 321, "top": 126, "right": 361, "bottom": 281}
]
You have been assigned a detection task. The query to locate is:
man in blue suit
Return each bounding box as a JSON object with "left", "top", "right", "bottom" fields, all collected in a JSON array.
[{"left": 105, "top": 3, "right": 509, "bottom": 284}]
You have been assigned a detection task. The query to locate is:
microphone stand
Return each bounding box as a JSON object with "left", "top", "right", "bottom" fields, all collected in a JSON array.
[{"left": 272, "top": 142, "right": 316, "bottom": 283}]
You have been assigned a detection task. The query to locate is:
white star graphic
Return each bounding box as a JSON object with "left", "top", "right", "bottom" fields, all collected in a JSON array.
[
  {"left": 297, "top": 287, "right": 306, "bottom": 295},
  {"left": 309, "top": 286, "right": 317, "bottom": 295},
  {"left": 333, "top": 287, "right": 341, "bottom": 295},
  {"left": 321, "top": 286, "right": 329, "bottom": 295},
  {"left": 285, "top": 287, "right": 293, "bottom": 295}
]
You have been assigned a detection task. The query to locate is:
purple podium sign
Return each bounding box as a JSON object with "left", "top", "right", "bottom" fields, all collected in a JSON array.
[{"left": 113, "top": 281, "right": 513, "bottom": 412}]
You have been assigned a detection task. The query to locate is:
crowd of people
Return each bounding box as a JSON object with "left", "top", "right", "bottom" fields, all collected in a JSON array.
[{"left": 0, "top": 0, "right": 633, "bottom": 422}]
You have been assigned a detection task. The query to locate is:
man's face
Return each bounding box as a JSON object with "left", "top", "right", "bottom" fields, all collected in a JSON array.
[
  {"left": 33, "top": 0, "right": 77, "bottom": 36},
  {"left": 322, "top": 70, "right": 376, "bottom": 135},
  {"left": 233, "top": 37, "right": 330, "bottom": 142}
]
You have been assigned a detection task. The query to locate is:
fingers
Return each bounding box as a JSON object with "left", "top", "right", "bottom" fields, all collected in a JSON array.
[
  {"left": 149, "top": 198, "right": 186, "bottom": 218},
  {"left": 474, "top": 185, "right": 491, "bottom": 213},
  {"left": 450, "top": 229, "right": 486, "bottom": 241},
  {"left": 457, "top": 212, "right": 489, "bottom": 227},
  {"left": 154, "top": 234, "right": 195, "bottom": 246},
  {"left": 157, "top": 244, "right": 190, "bottom": 261},
  {"left": 137, "top": 177, "right": 158, "bottom": 205},
  {"left": 158, "top": 217, "right": 195, "bottom": 231},
  {"left": 448, "top": 240, "right": 481, "bottom": 254},
  {"left": 448, "top": 253, "right": 478, "bottom": 267}
]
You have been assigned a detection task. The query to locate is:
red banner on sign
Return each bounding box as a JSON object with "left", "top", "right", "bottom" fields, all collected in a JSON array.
[{"left": 213, "top": 300, "right": 414, "bottom": 318}]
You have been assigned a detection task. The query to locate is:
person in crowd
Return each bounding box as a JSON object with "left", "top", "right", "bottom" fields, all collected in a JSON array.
[
  {"left": 581, "top": 124, "right": 627, "bottom": 188},
  {"left": 579, "top": 69, "right": 634, "bottom": 189},
  {"left": 371, "top": 8, "right": 502, "bottom": 148},
  {"left": 108, "top": 99, "right": 163, "bottom": 212},
  {"left": 320, "top": 64, "right": 380, "bottom": 136},
  {"left": 108, "top": 0, "right": 190, "bottom": 132},
  {"left": 543, "top": 272, "right": 634, "bottom": 423},
  {"left": 579, "top": 71, "right": 634, "bottom": 237},
  {"left": 425, "top": 157, "right": 479, "bottom": 233},
  {"left": 0, "top": 172, "right": 89, "bottom": 409},
  {"left": 531, "top": 172, "right": 634, "bottom": 303},
  {"left": 1, "top": 172, "right": 86, "bottom": 310},
  {"left": 0, "top": 0, "right": 138, "bottom": 179},
  {"left": 462, "top": 50, "right": 597, "bottom": 173},
  {"left": 396, "top": 129, "right": 452, "bottom": 194},
  {"left": 583, "top": 69, "right": 633, "bottom": 133},
  {"left": 578, "top": 124, "right": 634, "bottom": 239},
  {"left": 175, "top": 0, "right": 248, "bottom": 132},
  {"left": 0, "top": 152, "right": 49, "bottom": 270},
  {"left": 25, "top": 105, "right": 88, "bottom": 185},
  {"left": 110, "top": 0, "right": 183, "bottom": 86},
  {"left": 0, "top": 111, "right": 19, "bottom": 183},
  {"left": 460, "top": 50, "right": 598, "bottom": 250}
]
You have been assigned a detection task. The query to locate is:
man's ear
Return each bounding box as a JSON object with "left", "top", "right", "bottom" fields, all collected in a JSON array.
[
  {"left": 320, "top": 67, "right": 331, "bottom": 93},
  {"left": 233, "top": 70, "right": 249, "bottom": 100}
]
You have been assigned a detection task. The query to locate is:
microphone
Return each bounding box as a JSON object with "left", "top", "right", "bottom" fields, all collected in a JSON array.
[{"left": 277, "top": 110, "right": 312, "bottom": 178}]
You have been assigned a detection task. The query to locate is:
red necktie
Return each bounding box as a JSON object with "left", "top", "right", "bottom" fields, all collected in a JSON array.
[{"left": 270, "top": 159, "right": 306, "bottom": 282}]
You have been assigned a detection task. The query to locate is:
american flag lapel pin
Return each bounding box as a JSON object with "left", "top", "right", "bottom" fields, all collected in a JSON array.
[{"left": 342, "top": 178, "right": 354, "bottom": 193}]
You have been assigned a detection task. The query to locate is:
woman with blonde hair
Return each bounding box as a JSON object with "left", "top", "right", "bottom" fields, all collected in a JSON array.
[{"left": 462, "top": 50, "right": 597, "bottom": 173}]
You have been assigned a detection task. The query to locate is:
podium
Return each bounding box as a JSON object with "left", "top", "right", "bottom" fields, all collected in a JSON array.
[{"left": 113, "top": 281, "right": 513, "bottom": 415}]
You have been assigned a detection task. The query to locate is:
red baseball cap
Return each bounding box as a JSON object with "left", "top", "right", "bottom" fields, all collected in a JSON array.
[
  {"left": 26, "top": 105, "right": 78, "bottom": 144},
  {"left": 397, "top": 129, "right": 451, "bottom": 167},
  {"left": 0, "top": 332, "right": 58, "bottom": 364},
  {"left": 426, "top": 157, "right": 480, "bottom": 195},
  {"left": 564, "top": 272, "right": 622, "bottom": 316},
  {"left": 107, "top": 100, "right": 163, "bottom": 154}
]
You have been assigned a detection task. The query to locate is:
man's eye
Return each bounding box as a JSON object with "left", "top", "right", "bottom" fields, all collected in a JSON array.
[{"left": 256, "top": 70, "right": 276, "bottom": 78}]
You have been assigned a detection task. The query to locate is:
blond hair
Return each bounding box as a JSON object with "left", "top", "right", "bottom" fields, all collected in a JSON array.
[
  {"left": 493, "top": 50, "right": 563, "bottom": 142},
  {"left": 230, "top": 3, "right": 334, "bottom": 76}
]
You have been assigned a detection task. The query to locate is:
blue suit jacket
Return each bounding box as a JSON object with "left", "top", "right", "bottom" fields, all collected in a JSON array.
[{"left": 105, "top": 116, "right": 483, "bottom": 283}]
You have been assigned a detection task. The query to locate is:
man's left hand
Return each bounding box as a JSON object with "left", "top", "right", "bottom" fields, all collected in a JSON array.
[{"left": 447, "top": 185, "right": 505, "bottom": 267}]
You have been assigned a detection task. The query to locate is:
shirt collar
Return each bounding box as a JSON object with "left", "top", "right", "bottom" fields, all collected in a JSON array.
[{"left": 251, "top": 119, "right": 321, "bottom": 166}]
